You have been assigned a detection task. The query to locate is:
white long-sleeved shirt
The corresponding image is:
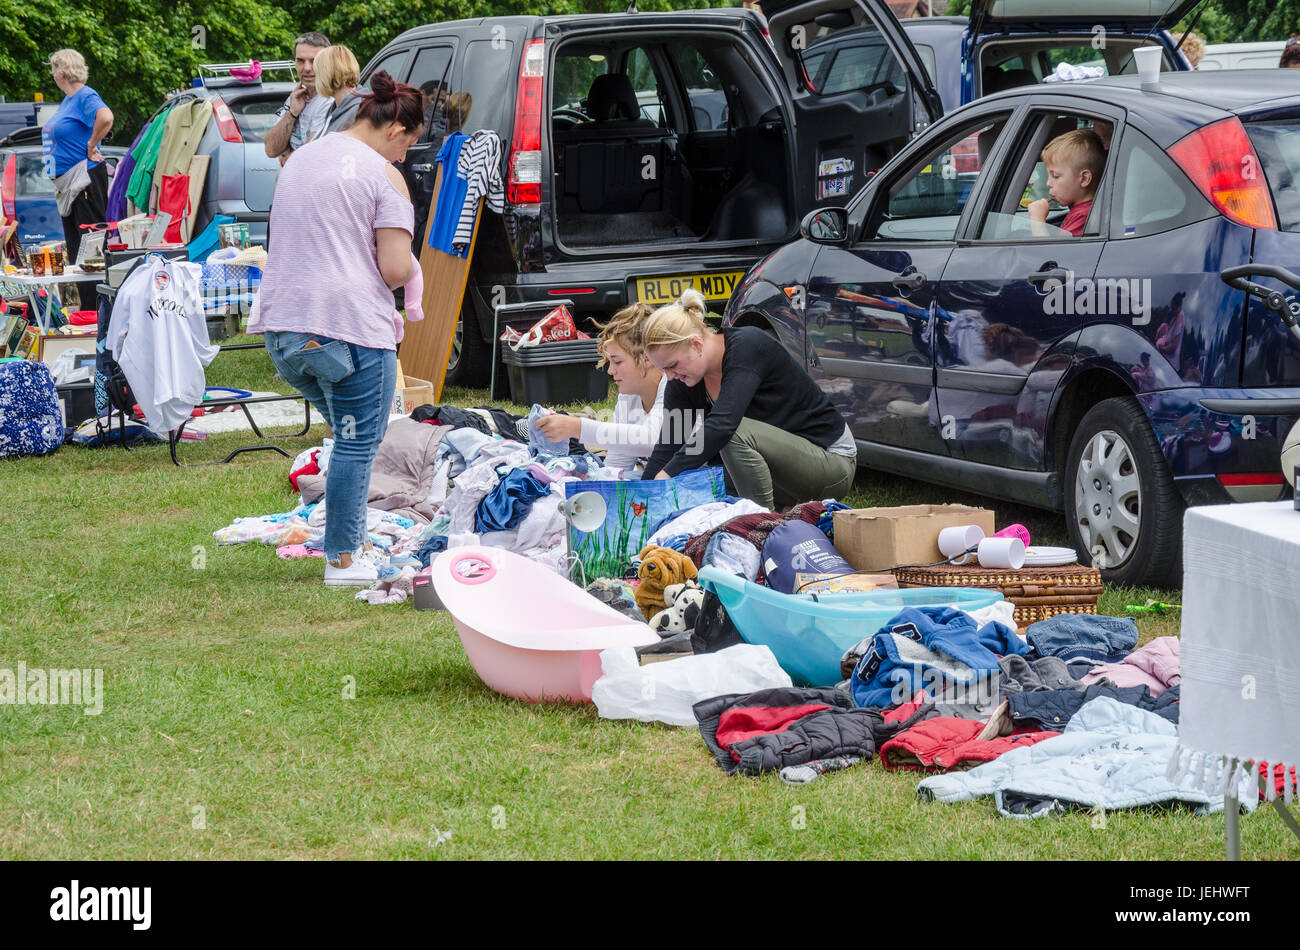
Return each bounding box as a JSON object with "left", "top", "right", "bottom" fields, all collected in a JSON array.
[
  {"left": 579, "top": 375, "right": 667, "bottom": 472},
  {"left": 107, "top": 257, "right": 217, "bottom": 435}
]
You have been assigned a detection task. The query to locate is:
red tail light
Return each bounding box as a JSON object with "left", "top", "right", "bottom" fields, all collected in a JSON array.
[
  {"left": 2, "top": 153, "right": 15, "bottom": 219},
  {"left": 1168, "top": 117, "right": 1276, "bottom": 230},
  {"left": 212, "top": 97, "right": 243, "bottom": 143},
  {"left": 1217, "top": 473, "right": 1284, "bottom": 486},
  {"left": 507, "top": 39, "right": 545, "bottom": 205}
]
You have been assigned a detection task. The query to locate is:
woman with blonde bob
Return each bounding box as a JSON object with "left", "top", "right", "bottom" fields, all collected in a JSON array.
[
  {"left": 313, "top": 45, "right": 363, "bottom": 135},
  {"left": 639, "top": 290, "right": 856, "bottom": 509},
  {"left": 534, "top": 302, "right": 666, "bottom": 471}
]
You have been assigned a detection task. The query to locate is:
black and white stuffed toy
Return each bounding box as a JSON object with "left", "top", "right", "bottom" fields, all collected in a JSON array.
[{"left": 650, "top": 579, "right": 705, "bottom": 635}]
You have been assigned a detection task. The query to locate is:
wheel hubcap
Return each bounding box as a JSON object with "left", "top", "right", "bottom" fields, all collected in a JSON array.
[
  {"left": 1074, "top": 428, "right": 1141, "bottom": 570},
  {"left": 449, "top": 320, "right": 462, "bottom": 371}
]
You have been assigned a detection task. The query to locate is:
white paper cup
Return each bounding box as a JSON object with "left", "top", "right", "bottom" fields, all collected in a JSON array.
[
  {"left": 1134, "top": 46, "right": 1162, "bottom": 88},
  {"left": 978, "top": 536, "right": 1026, "bottom": 570},
  {"left": 939, "top": 524, "right": 985, "bottom": 564}
]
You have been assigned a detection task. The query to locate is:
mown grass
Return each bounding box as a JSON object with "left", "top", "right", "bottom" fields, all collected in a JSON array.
[{"left": 0, "top": 345, "right": 1293, "bottom": 859}]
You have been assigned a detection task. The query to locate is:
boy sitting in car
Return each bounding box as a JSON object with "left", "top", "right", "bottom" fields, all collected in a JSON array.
[{"left": 1028, "top": 128, "right": 1106, "bottom": 237}]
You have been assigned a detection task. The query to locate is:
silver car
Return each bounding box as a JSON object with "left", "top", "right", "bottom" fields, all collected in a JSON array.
[{"left": 154, "top": 66, "right": 296, "bottom": 247}]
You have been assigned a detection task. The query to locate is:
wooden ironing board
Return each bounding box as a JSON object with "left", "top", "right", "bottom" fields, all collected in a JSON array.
[{"left": 398, "top": 166, "right": 482, "bottom": 400}]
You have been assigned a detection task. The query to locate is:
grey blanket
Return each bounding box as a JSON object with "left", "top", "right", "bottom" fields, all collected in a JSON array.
[{"left": 298, "top": 418, "right": 450, "bottom": 524}]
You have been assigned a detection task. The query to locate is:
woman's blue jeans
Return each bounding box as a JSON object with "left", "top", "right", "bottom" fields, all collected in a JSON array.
[{"left": 264, "top": 331, "right": 396, "bottom": 561}]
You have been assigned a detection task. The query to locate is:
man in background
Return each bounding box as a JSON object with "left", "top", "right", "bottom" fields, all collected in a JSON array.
[{"left": 264, "top": 31, "right": 332, "bottom": 164}]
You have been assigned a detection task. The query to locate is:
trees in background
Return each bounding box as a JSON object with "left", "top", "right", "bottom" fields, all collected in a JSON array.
[{"left": 0, "top": 0, "right": 713, "bottom": 140}]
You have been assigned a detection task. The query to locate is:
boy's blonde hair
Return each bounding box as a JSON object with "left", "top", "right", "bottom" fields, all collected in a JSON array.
[
  {"left": 594, "top": 302, "right": 655, "bottom": 369},
  {"left": 314, "top": 46, "right": 360, "bottom": 98},
  {"left": 640, "top": 289, "right": 715, "bottom": 353},
  {"left": 1041, "top": 129, "right": 1106, "bottom": 190}
]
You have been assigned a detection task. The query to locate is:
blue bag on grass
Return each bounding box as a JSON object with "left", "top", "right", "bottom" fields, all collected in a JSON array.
[{"left": 0, "top": 360, "right": 63, "bottom": 458}]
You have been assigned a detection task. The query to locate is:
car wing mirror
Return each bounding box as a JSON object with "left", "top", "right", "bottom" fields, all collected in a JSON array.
[{"left": 800, "top": 207, "right": 849, "bottom": 245}]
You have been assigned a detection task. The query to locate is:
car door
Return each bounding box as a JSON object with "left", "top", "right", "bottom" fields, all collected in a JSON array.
[
  {"left": 805, "top": 114, "right": 1004, "bottom": 454},
  {"left": 933, "top": 103, "right": 1121, "bottom": 471},
  {"left": 760, "top": 0, "right": 942, "bottom": 214}
]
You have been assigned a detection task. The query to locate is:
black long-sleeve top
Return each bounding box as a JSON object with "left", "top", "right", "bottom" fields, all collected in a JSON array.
[{"left": 641, "top": 326, "right": 846, "bottom": 479}]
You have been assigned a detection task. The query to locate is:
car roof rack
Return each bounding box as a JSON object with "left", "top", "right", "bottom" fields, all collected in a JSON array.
[{"left": 196, "top": 61, "right": 298, "bottom": 87}]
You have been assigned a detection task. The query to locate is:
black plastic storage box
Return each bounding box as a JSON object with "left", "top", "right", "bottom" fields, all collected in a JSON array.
[
  {"left": 57, "top": 380, "right": 95, "bottom": 427},
  {"left": 501, "top": 340, "right": 608, "bottom": 406}
]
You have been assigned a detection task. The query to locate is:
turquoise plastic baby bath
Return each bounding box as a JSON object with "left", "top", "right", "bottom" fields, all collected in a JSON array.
[{"left": 698, "top": 567, "right": 1004, "bottom": 687}]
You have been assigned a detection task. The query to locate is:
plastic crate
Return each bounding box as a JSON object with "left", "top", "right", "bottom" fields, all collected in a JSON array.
[
  {"left": 501, "top": 340, "right": 608, "bottom": 405},
  {"left": 57, "top": 380, "right": 95, "bottom": 426}
]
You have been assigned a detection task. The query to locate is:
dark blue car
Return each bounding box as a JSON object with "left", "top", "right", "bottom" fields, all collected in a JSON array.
[
  {"left": 725, "top": 71, "right": 1300, "bottom": 588},
  {"left": 1, "top": 127, "right": 124, "bottom": 245}
]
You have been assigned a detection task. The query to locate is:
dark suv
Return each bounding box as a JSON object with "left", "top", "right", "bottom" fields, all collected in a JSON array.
[{"left": 361, "top": 1, "right": 947, "bottom": 386}]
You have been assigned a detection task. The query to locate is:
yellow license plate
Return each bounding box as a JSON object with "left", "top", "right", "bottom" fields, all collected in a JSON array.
[{"left": 631, "top": 271, "right": 746, "bottom": 306}]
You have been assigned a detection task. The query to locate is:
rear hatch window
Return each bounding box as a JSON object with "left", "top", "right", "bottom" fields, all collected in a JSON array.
[
  {"left": 225, "top": 94, "right": 285, "bottom": 144},
  {"left": 1245, "top": 119, "right": 1300, "bottom": 232},
  {"left": 18, "top": 153, "right": 53, "bottom": 194}
]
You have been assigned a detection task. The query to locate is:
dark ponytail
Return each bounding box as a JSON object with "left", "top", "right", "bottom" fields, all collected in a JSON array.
[{"left": 357, "top": 70, "right": 424, "bottom": 132}]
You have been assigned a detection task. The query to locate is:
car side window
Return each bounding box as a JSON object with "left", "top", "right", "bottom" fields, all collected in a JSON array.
[
  {"left": 626, "top": 48, "right": 666, "bottom": 126},
  {"left": 453, "top": 39, "right": 515, "bottom": 137},
  {"left": 862, "top": 115, "right": 1011, "bottom": 242},
  {"left": 1109, "top": 128, "right": 1215, "bottom": 239},
  {"left": 789, "top": 6, "right": 908, "bottom": 98},
  {"left": 978, "top": 112, "right": 1115, "bottom": 241},
  {"left": 671, "top": 46, "right": 728, "bottom": 131},
  {"left": 407, "top": 46, "right": 454, "bottom": 144},
  {"left": 366, "top": 48, "right": 412, "bottom": 83}
]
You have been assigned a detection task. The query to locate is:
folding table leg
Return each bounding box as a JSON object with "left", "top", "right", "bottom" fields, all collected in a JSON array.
[{"left": 1225, "top": 791, "right": 1241, "bottom": 861}]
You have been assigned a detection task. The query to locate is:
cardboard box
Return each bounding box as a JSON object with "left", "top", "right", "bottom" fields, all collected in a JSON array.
[
  {"left": 400, "top": 375, "right": 434, "bottom": 414},
  {"left": 832, "top": 504, "right": 997, "bottom": 572}
]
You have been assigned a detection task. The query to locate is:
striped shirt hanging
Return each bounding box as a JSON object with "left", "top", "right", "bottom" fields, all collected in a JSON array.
[{"left": 452, "top": 130, "right": 504, "bottom": 252}]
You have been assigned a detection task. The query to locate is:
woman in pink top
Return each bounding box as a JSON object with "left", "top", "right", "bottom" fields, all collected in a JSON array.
[{"left": 250, "top": 71, "right": 423, "bottom": 588}]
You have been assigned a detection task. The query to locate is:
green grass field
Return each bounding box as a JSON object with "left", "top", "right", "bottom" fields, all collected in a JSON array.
[{"left": 1, "top": 343, "right": 1294, "bottom": 859}]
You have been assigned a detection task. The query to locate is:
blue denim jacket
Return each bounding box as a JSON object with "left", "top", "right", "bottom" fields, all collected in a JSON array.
[{"left": 1026, "top": 614, "right": 1138, "bottom": 663}]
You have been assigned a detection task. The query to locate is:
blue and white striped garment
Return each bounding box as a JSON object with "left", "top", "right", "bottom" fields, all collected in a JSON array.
[{"left": 452, "top": 129, "right": 504, "bottom": 252}]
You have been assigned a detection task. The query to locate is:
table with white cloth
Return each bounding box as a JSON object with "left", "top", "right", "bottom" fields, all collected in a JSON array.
[
  {"left": 1176, "top": 501, "right": 1300, "bottom": 858},
  {"left": 0, "top": 272, "right": 93, "bottom": 333}
]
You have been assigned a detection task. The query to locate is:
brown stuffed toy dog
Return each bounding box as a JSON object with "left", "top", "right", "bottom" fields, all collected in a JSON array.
[{"left": 635, "top": 545, "right": 699, "bottom": 620}]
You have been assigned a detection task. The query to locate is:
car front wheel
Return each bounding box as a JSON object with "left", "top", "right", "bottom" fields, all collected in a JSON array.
[
  {"left": 443, "top": 303, "right": 491, "bottom": 389},
  {"left": 1064, "top": 396, "right": 1183, "bottom": 588}
]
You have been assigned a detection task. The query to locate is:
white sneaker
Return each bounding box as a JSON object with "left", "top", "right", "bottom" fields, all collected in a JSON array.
[
  {"left": 324, "top": 556, "right": 379, "bottom": 588},
  {"left": 355, "top": 547, "right": 389, "bottom": 570}
]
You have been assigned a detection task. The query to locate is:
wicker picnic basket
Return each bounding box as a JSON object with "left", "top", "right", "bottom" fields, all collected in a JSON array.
[{"left": 892, "top": 562, "right": 1102, "bottom": 627}]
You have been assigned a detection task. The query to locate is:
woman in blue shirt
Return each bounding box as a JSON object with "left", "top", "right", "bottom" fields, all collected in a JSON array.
[{"left": 43, "top": 49, "right": 113, "bottom": 276}]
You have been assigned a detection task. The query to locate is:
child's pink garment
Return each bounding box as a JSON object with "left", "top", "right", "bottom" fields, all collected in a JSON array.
[
  {"left": 393, "top": 253, "right": 424, "bottom": 344},
  {"left": 1080, "top": 635, "right": 1180, "bottom": 696}
]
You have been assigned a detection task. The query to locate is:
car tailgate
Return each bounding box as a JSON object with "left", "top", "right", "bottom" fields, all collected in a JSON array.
[{"left": 243, "top": 146, "right": 281, "bottom": 213}]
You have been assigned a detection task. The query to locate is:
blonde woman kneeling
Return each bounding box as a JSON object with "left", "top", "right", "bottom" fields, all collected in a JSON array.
[{"left": 639, "top": 290, "right": 856, "bottom": 509}]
